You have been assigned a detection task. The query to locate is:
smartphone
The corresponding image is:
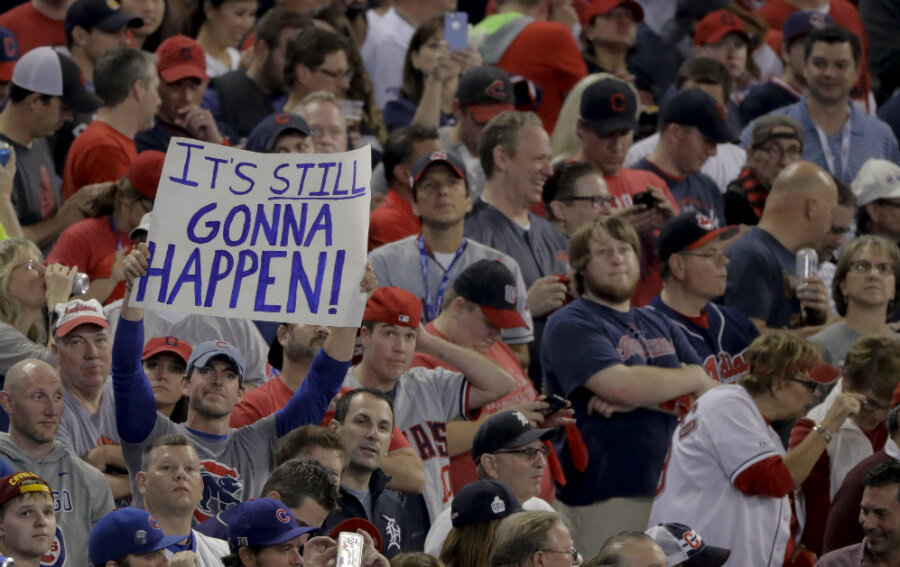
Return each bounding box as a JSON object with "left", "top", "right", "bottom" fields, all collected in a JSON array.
[
  {"left": 543, "top": 394, "right": 569, "bottom": 415},
  {"left": 444, "top": 12, "right": 468, "bottom": 51},
  {"left": 632, "top": 190, "right": 655, "bottom": 209}
]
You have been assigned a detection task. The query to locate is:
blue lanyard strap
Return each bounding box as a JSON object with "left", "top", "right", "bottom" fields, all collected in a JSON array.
[{"left": 418, "top": 234, "right": 467, "bottom": 321}]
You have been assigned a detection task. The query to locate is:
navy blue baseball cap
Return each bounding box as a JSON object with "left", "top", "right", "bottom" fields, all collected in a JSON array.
[
  {"left": 580, "top": 78, "right": 638, "bottom": 137},
  {"left": 186, "top": 340, "right": 246, "bottom": 377},
  {"left": 472, "top": 410, "right": 555, "bottom": 462},
  {"left": 411, "top": 149, "right": 467, "bottom": 185},
  {"left": 228, "top": 498, "right": 318, "bottom": 552},
  {"left": 247, "top": 112, "right": 312, "bottom": 153},
  {"left": 783, "top": 11, "right": 834, "bottom": 45},
  {"left": 65, "top": 0, "right": 142, "bottom": 38},
  {"left": 451, "top": 480, "right": 522, "bottom": 528},
  {"left": 659, "top": 88, "right": 733, "bottom": 145},
  {"left": 645, "top": 523, "right": 730, "bottom": 567},
  {"left": 89, "top": 508, "right": 186, "bottom": 564},
  {"left": 657, "top": 212, "right": 737, "bottom": 262}
]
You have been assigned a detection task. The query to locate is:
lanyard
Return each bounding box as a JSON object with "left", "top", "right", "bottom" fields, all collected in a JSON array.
[
  {"left": 418, "top": 234, "right": 467, "bottom": 322},
  {"left": 814, "top": 113, "right": 851, "bottom": 180}
]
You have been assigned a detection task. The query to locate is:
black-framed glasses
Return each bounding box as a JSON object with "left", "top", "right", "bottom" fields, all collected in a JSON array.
[
  {"left": 316, "top": 67, "right": 354, "bottom": 81},
  {"left": 786, "top": 376, "right": 818, "bottom": 393},
  {"left": 849, "top": 260, "right": 894, "bottom": 275},
  {"left": 562, "top": 195, "right": 614, "bottom": 208},
  {"left": 540, "top": 547, "right": 579, "bottom": 563},
  {"left": 493, "top": 446, "right": 549, "bottom": 460}
]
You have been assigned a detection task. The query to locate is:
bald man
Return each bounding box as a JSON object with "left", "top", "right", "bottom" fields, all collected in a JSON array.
[
  {"left": 0, "top": 359, "right": 113, "bottom": 567},
  {"left": 723, "top": 161, "right": 838, "bottom": 334},
  {"left": 591, "top": 532, "right": 668, "bottom": 567}
]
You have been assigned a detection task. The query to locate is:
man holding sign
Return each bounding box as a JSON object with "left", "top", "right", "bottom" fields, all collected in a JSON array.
[{"left": 113, "top": 243, "right": 377, "bottom": 522}]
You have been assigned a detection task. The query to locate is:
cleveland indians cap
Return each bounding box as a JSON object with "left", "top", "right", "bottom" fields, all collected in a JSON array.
[
  {"left": 580, "top": 78, "right": 638, "bottom": 137},
  {"left": 53, "top": 299, "right": 109, "bottom": 337},
  {"left": 472, "top": 410, "right": 555, "bottom": 463},
  {"left": 142, "top": 336, "right": 193, "bottom": 365},
  {"left": 456, "top": 66, "right": 515, "bottom": 123},
  {"left": 782, "top": 11, "right": 834, "bottom": 45},
  {"left": 156, "top": 35, "right": 207, "bottom": 83},
  {"left": 659, "top": 88, "right": 733, "bottom": 145},
  {"left": 11, "top": 47, "right": 102, "bottom": 113},
  {"left": 580, "top": 0, "right": 643, "bottom": 25},
  {"left": 246, "top": 112, "right": 312, "bottom": 153},
  {"left": 692, "top": 10, "right": 750, "bottom": 47},
  {"left": 89, "top": 508, "right": 186, "bottom": 565},
  {"left": 657, "top": 213, "right": 738, "bottom": 262},
  {"left": 452, "top": 260, "right": 528, "bottom": 330},
  {"left": 450, "top": 480, "right": 522, "bottom": 528},
  {"left": 0, "top": 27, "right": 19, "bottom": 83},
  {"left": 186, "top": 340, "right": 246, "bottom": 377},
  {"left": 363, "top": 287, "right": 422, "bottom": 328},
  {"left": 645, "top": 523, "right": 730, "bottom": 567},
  {"left": 228, "top": 498, "right": 318, "bottom": 552},
  {"left": 410, "top": 149, "right": 467, "bottom": 186}
]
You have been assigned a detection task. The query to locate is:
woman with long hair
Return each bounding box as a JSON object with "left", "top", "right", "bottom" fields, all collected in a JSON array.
[
  {"left": 440, "top": 480, "right": 521, "bottom": 567},
  {"left": 121, "top": 0, "right": 165, "bottom": 51},
  {"left": 188, "top": 0, "right": 256, "bottom": 77}
]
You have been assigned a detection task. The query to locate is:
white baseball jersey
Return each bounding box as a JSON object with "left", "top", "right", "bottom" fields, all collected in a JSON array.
[
  {"left": 344, "top": 366, "right": 469, "bottom": 522},
  {"left": 164, "top": 529, "right": 227, "bottom": 567},
  {"left": 649, "top": 385, "right": 791, "bottom": 567}
]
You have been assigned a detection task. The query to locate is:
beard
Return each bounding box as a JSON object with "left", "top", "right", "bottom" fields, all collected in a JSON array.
[
  {"left": 284, "top": 332, "right": 326, "bottom": 363},
  {"left": 584, "top": 271, "right": 638, "bottom": 304}
]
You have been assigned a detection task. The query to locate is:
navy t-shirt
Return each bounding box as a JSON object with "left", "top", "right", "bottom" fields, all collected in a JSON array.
[{"left": 541, "top": 298, "right": 700, "bottom": 505}]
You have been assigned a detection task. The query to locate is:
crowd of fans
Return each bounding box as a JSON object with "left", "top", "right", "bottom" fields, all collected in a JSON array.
[{"left": 0, "top": 0, "right": 899, "bottom": 565}]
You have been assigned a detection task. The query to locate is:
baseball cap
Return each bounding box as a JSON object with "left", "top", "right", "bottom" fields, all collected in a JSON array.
[
  {"left": 186, "top": 340, "right": 246, "bottom": 377},
  {"left": 809, "top": 362, "right": 841, "bottom": 384},
  {"left": 456, "top": 66, "right": 515, "bottom": 124},
  {"left": 748, "top": 115, "right": 803, "bottom": 149},
  {"left": 471, "top": 410, "right": 556, "bottom": 463},
  {"left": 783, "top": 11, "right": 834, "bottom": 45},
  {"left": 659, "top": 88, "right": 733, "bottom": 145},
  {"left": 0, "top": 472, "right": 51, "bottom": 511},
  {"left": 851, "top": 158, "right": 900, "bottom": 207},
  {"left": 645, "top": 523, "right": 730, "bottom": 567},
  {"left": 12, "top": 47, "right": 102, "bottom": 113},
  {"left": 411, "top": 150, "right": 467, "bottom": 186},
  {"left": 228, "top": 498, "right": 318, "bottom": 553},
  {"left": 246, "top": 112, "right": 313, "bottom": 153},
  {"left": 693, "top": 10, "right": 750, "bottom": 47},
  {"left": 0, "top": 28, "right": 19, "bottom": 83},
  {"left": 142, "top": 336, "right": 193, "bottom": 365},
  {"left": 450, "top": 480, "right": 522, "bottom": 528},
  {"left": 156, "top": 35, "right": 208, "bottom": 83},
  {"left": 89, "top": 508, "right": 186, "bottom": 565},
  {"left": 363, "top": 287, "right": 421, "bottom": 328},
  {"left": 580, "top": 78, "right": 638, "bottom": 137},
  {"left": 130, "top": 211, "right": 152, "bottom": 239},
  {"left": 126, "top": 150, "right": 166, "bottom": 200},
  {"left": 657, "top": 212, "right": 738, "bottom": 262},
  {"left": 581, "top": 0, "right": 643, "bottom": 25},
  {"left": 452, "top": 260, "right": 528, "bottom": 329},
  {"left": 65, "top": 0, "right": 142, "bottom": 38},
  {"left": 328, "top": 518, "right": 382, "bottom": 551},
  {"left": 53, "top": 299, "right": 109, "bottom": 337}
]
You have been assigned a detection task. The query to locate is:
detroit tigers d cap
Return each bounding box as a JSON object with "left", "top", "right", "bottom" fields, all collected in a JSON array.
[
  {"left": 645, "top": 523, "right": 730, "bottom": 567},
  {"left": 246, "top": 112, "right": 312, "bottom": 153},
  {"left": 89, "top": 508, "right": 186, "bottom": 565},
  {"left": 451, "top": 480, "right": 522, "bottom": 528},
  {"left": 363, "top": 287, "right": 421, "bottom": 328},
  {"left": 11, "top": 47, "right": 102, "bottom": 113},
  {"left": 657, "top": 212, "right": 738, "bottom": 262},
  {"left": 228, "top": 498, "right": 318, "bottom": 553},
  {"left": 659, "top": 88, "right": 733, "bottom": 145},
  {"left": 580, "top": 78, "right": 638, "bottom": 137},
  {"left": 472, "top": 410, "right": 555, "bottom": 463},
  {"left": 186, "top": 340, "right": 246, "bottom": 377},
  {"left": 456, "top": 66, "right": 515, "bottom": 124},
  {"left": 0, "top": 472, "right": 51, "bottom": 511},
  {"left": 452, "top": 260, "right": 528, "bottom": 330}
]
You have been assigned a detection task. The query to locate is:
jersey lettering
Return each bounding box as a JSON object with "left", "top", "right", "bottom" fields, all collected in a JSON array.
[
  {"left": 408, "top": 425, "right": 436, "bottom": 460},
  {"left": 52, "top": 490, "right": 72, "bottom": 512},
  {"left": 616, "top": 335, "right": 676, "bottom": 361},
  {"left": 427, "top": 421, "right": 448, "bottom": 458},
  {"left": 704, "top": 352, "right": 749, "bottom": 384},
  {"left": 440, "top": 464, "right": 452, "bottom": 503},
  {"left": 40, "top": 527, "right": 66, "bottom": 567}
]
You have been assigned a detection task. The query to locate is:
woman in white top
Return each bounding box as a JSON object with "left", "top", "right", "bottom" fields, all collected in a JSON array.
[{"left": 190, "top": 0, "right": 257, "bottom": 78}]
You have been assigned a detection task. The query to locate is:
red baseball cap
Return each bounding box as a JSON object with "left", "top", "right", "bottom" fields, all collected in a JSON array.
[
  {"left": 126, "top": 150, "right": 166, "bottom": 200},
  {"left": 809, "top": 362, "right": 841, "bottom": 385},
  {"left": 156, "top": 35, "right": 207, "bottom": 83},
  {"left": 693, "top": 10, "right": 750, "bottom": 47},
  {"left": 363, "top": 288, "right": 421, "bottom": 328},
  {"left": 581, "top": 0, "right": 644, "bottom": 25},
  {"left": 53, "top": 299, "right": 109, "bottom": 337},
  {"left": 142, "top": 336, "right": 193, "bottom": 365}
]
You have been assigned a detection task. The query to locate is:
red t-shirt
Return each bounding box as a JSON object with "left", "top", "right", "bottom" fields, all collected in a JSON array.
[
  {"left": 368, "top": 188, "right": 421, "bottom": 252},
  {"left": 0, "top": 3, "right": 65, "bottom": 55},
  {"left": 47, "top": 215, "right": 129, "bottom": 303},
  {"left": 496, "top": 20, "right": 587, "bottom": 135},
  {"left": 410, "top": 322, "right": 555, "bottom": 503},
  {"left": 604, "top": 167, "right": 679, "bottom": 307},
  {"left": 230, "top": 379, "right": 411, "bottom": 452},
  {"left": 63, "top": 121, "right": 137, "bottom": 201}
]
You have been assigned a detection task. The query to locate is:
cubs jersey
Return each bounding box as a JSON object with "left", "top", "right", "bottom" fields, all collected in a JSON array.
[
  {"left": 649, "top": 385, "right": 791, "bottom": 566},
  {"left": 164, "top": 529, "right": 228, "bottom": 567}
]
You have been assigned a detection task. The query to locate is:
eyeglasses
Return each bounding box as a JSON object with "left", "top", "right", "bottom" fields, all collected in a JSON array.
[
  {"left": 316, "top": 67, "right": 354, "bottom": 81},
  {"left": 679, "top": 250, "right": 727, "bottom": 262},
  {"left": 562, "top": 195, "right": 614, "bottom": 208},
  {"left": 861, "top": 397, "right": 891, "bottom": 412},
  {"left": 14, "top": 258, "right": 44, "bottom": 274},
  {"left": 540, "top": 547, "right": 579, "bottom": 563},
  {"left": 493, "top": 446, "right": 550, "bottom": 460},
  {"left": 849, "top": 260, "right": 894, "bottom": 275},
  {"left": 786, "top": 376, "right": 818, "bottom": 393},
  {"left": 755, "top": 144, "right": 802, "bottom": 160}
]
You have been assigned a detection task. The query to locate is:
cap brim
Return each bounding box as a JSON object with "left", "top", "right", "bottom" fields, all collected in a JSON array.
[
  {"left": 413, "top": 159, "right": 466, "bottom": 184},
  {"left": 95, "top": 13, "right": 143, "bottom": 32},
  {"left": 505, "top": 427, "right": 556, "bottom": 449},
  {"left": 253, "top": 525, "right": 318, "bottom": 549},
  {"left": 700, "top": 27, "right": 750, "bottom": 47},
  {"left": 142, "top": 344, "right": 190, "bottom": 365},
  {"left": 684, "top": 225, "right": 739, "bottom": 251},
  {"left": 55, "top": 316, "right": 109, "bottom": 337},
  {"left": 328, "top": 518, "right": 382, "bottom": 551},
  {"left": 160, "top": 64, "right": 208, "bottom": 84},
  {"left": 584, "top": 116, "right": 638, "bottom": 137},
  {"left": 189, "top": 352, "right": 243, "bottom": 376},
  {"left": 152, "top": 534, "right": 191, "bottom": 553},
  {"left": 0, "top": 61, "right": 14, "bottom": 82},
  {"left": 480, "top": 305, "right": 528, "bottom": 330},
  {"left": 266, "top": 124, "right": 311, "bottom": 151},
  {"left": 684, "top": 545, "right": 731, "bottom": 567},
  {"left": 468, "top": 103, "right": 514, "bottom": 124},
  {"left": 810, "top": 362, "right": 841, "bottom": 384}
]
